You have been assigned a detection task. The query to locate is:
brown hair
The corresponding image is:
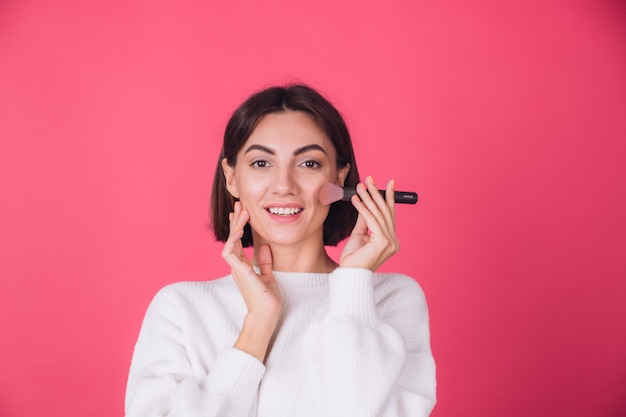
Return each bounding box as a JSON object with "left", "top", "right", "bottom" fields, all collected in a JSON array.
[{"left": 210, "top": 84, "right": 360, "bottom": 247}]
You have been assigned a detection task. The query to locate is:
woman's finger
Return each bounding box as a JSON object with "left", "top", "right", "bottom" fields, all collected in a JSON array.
[
  {"left": 365, "top": 176, "right": 396, "bottom": 233},
  {"left": 223, "top": 202, "right": 250, "bottom": 266},
  {"left": 359, "top": 177, "right": 387, "bottom": 229},
  {"left": 228, "top": 203, "right": 248, "bottom": 237},
  {"left": 257, "top": 244, "right": 274, "bottom": 281},
  {"left": 353, "top": 181, "right": 398, "bottom": 253},
  {"left": 360, "top": 176, "right": 397, "bottom": 239},
  {"left": 383, "top": 179, "right": 397, "bottom": 231},
  {"left": 351, "top": 190, "right": 384, "bottom": 237},
  {"left": 230, "top": 202, "right": 244, "bottom": 231}
]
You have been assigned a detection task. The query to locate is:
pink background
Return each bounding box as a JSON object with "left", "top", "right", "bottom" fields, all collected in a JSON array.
[{"left": 1, "top": 1, "right": 625, "bottom": 416}]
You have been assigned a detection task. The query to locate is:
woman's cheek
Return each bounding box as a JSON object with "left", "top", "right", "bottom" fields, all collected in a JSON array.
[{"left": 237, "top": 178, "right": 267, "bottom": 223}]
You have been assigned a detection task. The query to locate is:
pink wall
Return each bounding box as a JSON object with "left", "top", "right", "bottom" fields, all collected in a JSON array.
[{"left": 1, "top": 1, "right": 625, "bottom": 416}]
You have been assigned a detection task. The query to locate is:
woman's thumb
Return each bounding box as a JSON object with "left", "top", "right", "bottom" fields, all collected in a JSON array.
[{"left": 257, "top": 244, "right": 273, "bottom": 277}]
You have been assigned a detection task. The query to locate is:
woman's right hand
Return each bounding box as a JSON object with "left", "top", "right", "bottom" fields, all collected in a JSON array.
[{"left": 222, "top": 201, "right": 283, "bottom": 361}]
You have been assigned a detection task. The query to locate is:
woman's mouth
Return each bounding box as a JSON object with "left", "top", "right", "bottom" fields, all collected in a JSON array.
[{"left": 267, "top": 207, "right": 303, "bottom": 216}]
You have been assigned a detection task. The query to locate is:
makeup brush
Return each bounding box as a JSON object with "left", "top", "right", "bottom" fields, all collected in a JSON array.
[{"left": 319, "top": 183, "right": 418, "bottom": 205}]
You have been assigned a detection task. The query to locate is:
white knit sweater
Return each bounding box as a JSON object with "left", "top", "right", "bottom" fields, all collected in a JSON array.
[{"left": 125, "top": 267, "right": 436, "bottom": 417}]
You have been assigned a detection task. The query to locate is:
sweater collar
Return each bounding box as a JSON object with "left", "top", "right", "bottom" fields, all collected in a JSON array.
[{"left": 271, "top": 270, "right": 331, "bottom": 289}]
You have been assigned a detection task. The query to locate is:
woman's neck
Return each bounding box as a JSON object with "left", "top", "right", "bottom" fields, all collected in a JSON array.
[{"left": 252, "top": 240, "right": 338, "bottom": 273}]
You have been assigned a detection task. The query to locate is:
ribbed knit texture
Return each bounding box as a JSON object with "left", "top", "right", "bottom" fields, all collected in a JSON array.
[{"left": 125, "top": 268, "right": 436, "bottom": 417}]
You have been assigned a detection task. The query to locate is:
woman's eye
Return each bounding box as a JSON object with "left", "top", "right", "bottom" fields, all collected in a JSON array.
[
  {"left": 251, "top": 160, "right": 269, "bottom": 168},
  {"left": 301, "top": 160, "right": 321, "bottom": 169}
]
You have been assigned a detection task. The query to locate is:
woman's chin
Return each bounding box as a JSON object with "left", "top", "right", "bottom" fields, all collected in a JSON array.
[{"left": 253, "top": 230, "right": 322, "bottom": 249}]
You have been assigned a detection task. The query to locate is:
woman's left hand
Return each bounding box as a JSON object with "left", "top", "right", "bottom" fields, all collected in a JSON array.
[{"left": 340, "top": 176, "right": 400, "bottom": 271}]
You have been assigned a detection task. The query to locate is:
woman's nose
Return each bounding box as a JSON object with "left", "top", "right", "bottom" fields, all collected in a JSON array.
[{"left": 272, "top": 167, "right": 297, "bottom": 195}]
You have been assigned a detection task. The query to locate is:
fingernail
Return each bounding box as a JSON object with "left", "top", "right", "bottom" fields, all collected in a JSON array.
[
  {"left": 366, "top": 176, "right": 374, "bottom": 186},
  {"left": 391, "top": 179, "right": 395, "bottom": 190}
]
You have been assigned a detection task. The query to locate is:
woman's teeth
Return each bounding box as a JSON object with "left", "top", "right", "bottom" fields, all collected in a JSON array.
[{"left": 268, "top": 207, "right": 302, "bottom": 216}]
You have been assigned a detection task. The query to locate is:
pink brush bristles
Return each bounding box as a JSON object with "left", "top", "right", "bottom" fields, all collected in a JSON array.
[{"left": 319, "top": 183, "right": 345, "bottom": 205}]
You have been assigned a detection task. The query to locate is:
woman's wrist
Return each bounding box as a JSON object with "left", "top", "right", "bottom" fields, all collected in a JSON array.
[{"left": 234, "top": 312, "right": 279, "bottom": 362}]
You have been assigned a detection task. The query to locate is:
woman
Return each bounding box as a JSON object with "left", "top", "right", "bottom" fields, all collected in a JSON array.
[{"left": 125, "top": 84, "right": 436, "bottom": 417}]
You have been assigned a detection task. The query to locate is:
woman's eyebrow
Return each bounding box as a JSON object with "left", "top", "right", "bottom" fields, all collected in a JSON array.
[
  {"left": 294, "top": 144, "right": 327, "bottom": 156},
  {"left": 244, "top": 144, "right": 274, "bottom": 155},
  {"left": 244, "top": 144, "right": 328, "bottom": 156}
]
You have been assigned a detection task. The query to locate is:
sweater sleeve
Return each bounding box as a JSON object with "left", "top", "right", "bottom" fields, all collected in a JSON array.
[
  {"left": 125, "top": 285, "right": 265, "bottom": 417},
  {"left": 301, "top": 268, "right": 436, "bottom": 417}
]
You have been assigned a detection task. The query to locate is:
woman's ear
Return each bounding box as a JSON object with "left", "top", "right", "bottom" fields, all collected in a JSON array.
[
  {"left": 336, "top": 162, "right": 350, "bottom": 187},
  {"left": 221, "top": 158, "right": 240, "bottom": 198}
]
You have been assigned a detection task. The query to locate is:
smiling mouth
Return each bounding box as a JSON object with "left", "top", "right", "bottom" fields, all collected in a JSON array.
[{"left": 267, "top": 207, "right": 303, "bottom": 216}]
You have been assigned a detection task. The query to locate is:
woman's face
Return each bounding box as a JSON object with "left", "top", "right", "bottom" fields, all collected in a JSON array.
[{"left": 222, "top": 110, "right": 350, "bottom": 248}]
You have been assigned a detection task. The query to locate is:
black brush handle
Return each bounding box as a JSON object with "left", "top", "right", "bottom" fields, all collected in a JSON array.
[
  {"left": 381, "top": 190, "right": 418, "bottom": 204},
  {"left": 342, "top": 188, "right": 418, "bottom": 204}
]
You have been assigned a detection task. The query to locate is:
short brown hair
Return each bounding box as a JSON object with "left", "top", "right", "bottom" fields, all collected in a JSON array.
[{"left": 210, "top": 84, "right": 360, "bottom": 247}]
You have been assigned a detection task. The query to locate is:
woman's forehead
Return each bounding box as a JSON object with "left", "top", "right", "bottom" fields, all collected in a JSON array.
[{"left": 242, "top": 111, "right": 336, "bottom": 156}]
